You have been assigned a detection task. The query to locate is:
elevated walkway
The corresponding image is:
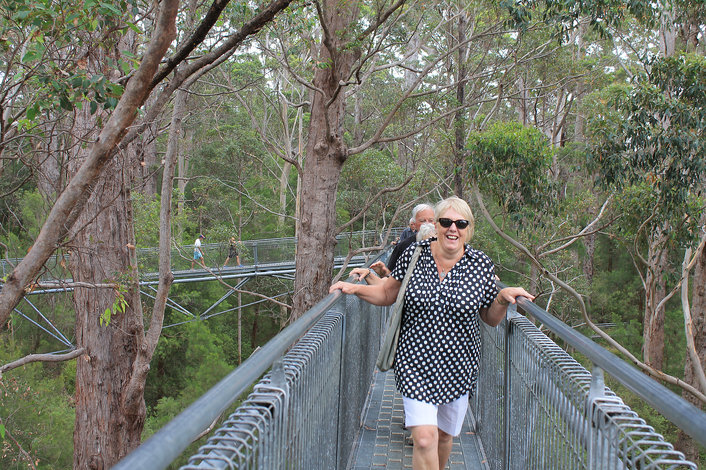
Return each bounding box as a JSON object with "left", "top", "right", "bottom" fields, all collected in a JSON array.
[
  {"left": 5, "top": 230, "right": 385, "bottom": 349},
  {"left": 114, "top": 252, "right": 706, "bottom": 470}
]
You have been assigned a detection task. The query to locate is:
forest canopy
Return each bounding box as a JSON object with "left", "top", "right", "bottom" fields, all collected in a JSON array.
[{"left": 0, "top": 0, "right": 705, "bottom": 468}]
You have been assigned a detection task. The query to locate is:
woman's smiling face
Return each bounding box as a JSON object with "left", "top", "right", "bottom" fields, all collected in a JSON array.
[{"left": 436, "top": 207, "right": 467, "bottom": 255}]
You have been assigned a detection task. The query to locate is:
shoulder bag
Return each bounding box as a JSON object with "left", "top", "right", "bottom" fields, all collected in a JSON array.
[{"left": 376, "top": 245, "right": 422, "bottom": 372}]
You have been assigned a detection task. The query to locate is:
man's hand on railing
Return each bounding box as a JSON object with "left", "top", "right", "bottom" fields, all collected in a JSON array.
[
  {"left": 369, "top": 261, "right": 390, "bottom": 277},
  {"left": 350, "top": 268, "right": 385, "bottom": 285}
]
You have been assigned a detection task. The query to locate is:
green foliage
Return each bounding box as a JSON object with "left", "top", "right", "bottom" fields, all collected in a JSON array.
[
  {"left": 589, "top": 54, "right": 706, "bottom": 218},
  {"left": 100, "top": 285, "right": 127, "bottom": 327},
  {"left": 467, "top": 121, "right": 554, "bottom": 224},
  {"left": 143, "top": 318, "right": 237, "bottom": 432},
  {"left": 0, "top": 344, "right": 74, "bottom": 470},
  {"left": 133, "top": 192, "right": 194, "bottom": 247},
  {"left": 0, "top": 189, "right": 49, "bottom": 257},
  {"left": 1, "top": 0, "right": 138, "bottom": 129},
  {"left": 338, "top": 148, "right": 408, "bottom": 228},
  {"left": 502, "top": 0, "right": 656, "bottom": 40}
]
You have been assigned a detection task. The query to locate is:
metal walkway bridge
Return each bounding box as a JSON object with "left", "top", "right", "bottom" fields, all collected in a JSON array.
[
  {"left": 114, "top": 251, "right": 706, "bottom": 470},
  {"left": 3, "top": 231, "right": 377, "bottom": 349}
]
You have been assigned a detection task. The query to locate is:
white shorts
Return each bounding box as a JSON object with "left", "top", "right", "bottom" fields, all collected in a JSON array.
[{"left": 402, "top": 393, "right": 468, "bottom": 437}]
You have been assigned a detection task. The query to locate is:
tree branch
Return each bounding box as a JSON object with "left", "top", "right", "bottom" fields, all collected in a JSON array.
[
  {"left": 537, "top": 196, "right": 613, "bottom": 257},
  {"left": 1, "top": 348, "right": 86, "bottom": 375},
  {"left": 150, "top": 0, "right": 233, "bottom": 88},
  {"left": 336, "top": 173, "right": 415, "bottom": 233},
  {"left": 0, "top": 0, "right": 179, "bottom": 325},
  {"left": 0, "top": 416, "right": 37, "bottom": 470},
  {"left": 473, "top": 185, "right": 706, "bottom": 404}
]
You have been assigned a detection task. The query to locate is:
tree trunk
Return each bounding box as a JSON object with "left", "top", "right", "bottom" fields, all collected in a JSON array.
[
  {"left": 176, "top": 128, "right": 191, "bottom": 240},
  {"left": 35, "top": 125, "right": 66, "bottom": 202},
  {"left": 676, "top": 230, "right": 706, "bottom": 464},
  {"left": 453, "top": 13, "right": 468, "bottom": 198},
  {"left": 659, "top": 1, "right": 677, "bottom": 57},
  {"left": 291, "top": 0, "right": 361, "bottom": 317},
  {"left": 292, "top": 150, "right": 345, "bottom": 316},
  {"left": 643, "top": 224, "right": 669, "bottom": 370},
  {"left": 68, "top": 142, "right": 145, "bottom": 468},
  {"left": 251, "top": 303, "right": 259, "bottom": 348},
  {"left": 67, "top": 22, "right": 152, "bottom": 468},
  {"left": 136, "top": 92, "right": 160, "bottom": 197},
  {"left": 582, "top": 231, "right": 596, "bottom": 286}
]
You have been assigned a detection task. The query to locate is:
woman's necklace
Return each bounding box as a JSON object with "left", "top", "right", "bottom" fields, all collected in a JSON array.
[{"left": 432, "top": 243, "right": 458, "bottom": 281}]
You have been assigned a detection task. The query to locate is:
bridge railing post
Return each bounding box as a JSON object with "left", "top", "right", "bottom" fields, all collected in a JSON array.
[{"left": 502, "top": 304, "right": 521, "bottom": 470}]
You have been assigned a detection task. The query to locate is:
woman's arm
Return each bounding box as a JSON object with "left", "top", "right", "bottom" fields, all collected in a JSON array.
[
  {"left": 480, "top": 287, "right": 534, "bottom": 327},
  {"left": 329, "top": 275, "right": 401, "bottom": 306}
]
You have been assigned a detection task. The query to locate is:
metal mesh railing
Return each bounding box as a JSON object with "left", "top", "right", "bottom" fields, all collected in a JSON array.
[
  {"left": 472, "top": 306, "right": 698, "bottom": 470},
  {"left": 116, "top": 262, "right": 704, "bottom": 470},
  {"left": 178, "top": 292, "right": 386, "bottom": 470},
  {"left": 113, "top": 251, "right": 391, "bottom": 470},
  {"left": 137, "top": 229, "right": 391, "bottom": 275}
]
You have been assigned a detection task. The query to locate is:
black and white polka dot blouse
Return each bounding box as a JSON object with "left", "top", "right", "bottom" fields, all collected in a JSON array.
[{"left": 389, "top": 237, "right": 498, "bottom": 405}]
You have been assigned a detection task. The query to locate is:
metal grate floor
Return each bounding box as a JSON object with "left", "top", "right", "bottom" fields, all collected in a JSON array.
[{"left": 348, "top": 369, "right": 489, "bottom": 470}]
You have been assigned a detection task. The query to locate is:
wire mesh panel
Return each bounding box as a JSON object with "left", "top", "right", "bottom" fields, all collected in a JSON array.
[
  {"left": 472, "top": 316, "right": 505, "bottom": 469},
  {"left": 472, "top": 311, "right": 696, "bottom": 470},
  {"left": 180, "top": 293, "right": 386, "bottom": 470}
]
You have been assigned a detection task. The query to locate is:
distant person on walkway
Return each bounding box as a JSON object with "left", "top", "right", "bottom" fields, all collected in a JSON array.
[
  {"left": 191, "top": 234, "right": 205, "bottom": 269},
  {"left": 223, "top": 237, "right": 242, "bottom": 267},
  {"left": 330, "top": 196, "right": 533, "bottom": 470},
  {"left": 370, "top": 203, "right": 435, "bottom": 278}
]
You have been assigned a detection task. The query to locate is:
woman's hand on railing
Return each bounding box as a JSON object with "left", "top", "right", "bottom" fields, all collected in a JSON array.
[
  {"left": 369, "top": 261, "right": 390, "bottom": 277},
  {"left": 351, "top": 268, "right": 384, "bottom": 285},
  {"left": 496, "top": 287, "right": 534, "bottom": 306}
]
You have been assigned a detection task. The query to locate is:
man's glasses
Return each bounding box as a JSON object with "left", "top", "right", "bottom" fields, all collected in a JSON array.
[{"left": 437, "top": 218, "right": 470, "bottom": 229}]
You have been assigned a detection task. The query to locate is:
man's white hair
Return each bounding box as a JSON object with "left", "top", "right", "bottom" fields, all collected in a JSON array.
[{"left": 411, "top": 203, "right": 433, "bottom": 220}]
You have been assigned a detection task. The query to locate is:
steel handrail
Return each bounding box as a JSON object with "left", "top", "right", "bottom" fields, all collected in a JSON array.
[
  {"left": 510, "top": 290, "right": 706, "bottom": 447},
  {"left": 113, "top": 288, "right": 347, "bottom": 470}
]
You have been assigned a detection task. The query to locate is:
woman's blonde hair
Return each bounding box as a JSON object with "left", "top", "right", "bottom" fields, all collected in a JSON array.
[{"left": 435, "top": 196, "right": 475, "bottom": 242}]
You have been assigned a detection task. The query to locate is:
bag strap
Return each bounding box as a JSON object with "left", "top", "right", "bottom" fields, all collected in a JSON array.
[{"left": 394, "top": 245, "right": 422, "bottom": 304}]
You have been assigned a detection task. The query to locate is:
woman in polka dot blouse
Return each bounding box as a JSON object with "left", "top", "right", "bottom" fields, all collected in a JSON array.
[{"left": 330, "top": 196, "right": 533, "bottom": 470}]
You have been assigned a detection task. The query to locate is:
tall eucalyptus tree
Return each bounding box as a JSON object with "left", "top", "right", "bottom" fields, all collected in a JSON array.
[{"left": 0, "top": 0, "right": 295, "bottom": 466}]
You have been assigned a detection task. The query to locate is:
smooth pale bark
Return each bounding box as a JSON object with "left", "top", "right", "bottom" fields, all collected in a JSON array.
[
  {"left": 676, "top": 231, "right": 706, "bottom": 464},
  {"left": 658, "top": 1, "right": 677, "bottom": 57},
  {"left": 582, "top": 231, "right": 596, "bottom": 285}
]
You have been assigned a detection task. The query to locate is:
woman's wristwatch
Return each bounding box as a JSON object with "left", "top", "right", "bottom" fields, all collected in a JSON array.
[{"left": 496, "top": 295, "right": 509, "bottom": 306}]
